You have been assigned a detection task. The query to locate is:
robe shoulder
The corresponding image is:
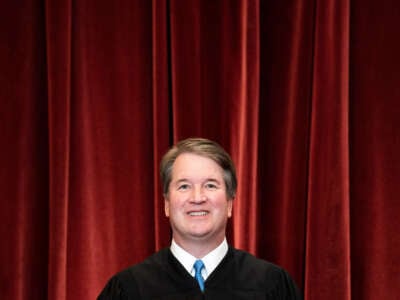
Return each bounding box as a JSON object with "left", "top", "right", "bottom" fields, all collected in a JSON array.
[
  {"left": 97, "top": 247, "right": 302, "bottom": 299},
  {"left": 224, "top": 248, "right": 302, "bottom": 299},
  {"left": 97, "top": 248, "right": 186, "bottom": 299},
  {"left": 97, "top": 262, "right": 141, "bottom": 300}
]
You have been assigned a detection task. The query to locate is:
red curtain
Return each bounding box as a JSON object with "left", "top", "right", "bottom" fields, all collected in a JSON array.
[{"left": 1, "top": 0, "right": 399, "bottom": 299}]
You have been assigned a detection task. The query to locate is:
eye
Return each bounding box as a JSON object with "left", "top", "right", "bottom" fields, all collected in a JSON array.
[
  {"left": 177, "top": 183, "right": 190, "bottom": 191},
  {"left": 204, "top": 182, "right": 218, "bottom": 190}
]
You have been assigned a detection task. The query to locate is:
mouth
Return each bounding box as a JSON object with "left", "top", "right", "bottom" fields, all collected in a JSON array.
[{"left": 187, "top": 211, "right": 209, "bottom": 216}]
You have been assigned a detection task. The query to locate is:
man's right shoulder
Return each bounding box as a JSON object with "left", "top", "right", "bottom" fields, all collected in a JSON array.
[{"left": 116, "top": 247, "right": 170, "bottom": 279}]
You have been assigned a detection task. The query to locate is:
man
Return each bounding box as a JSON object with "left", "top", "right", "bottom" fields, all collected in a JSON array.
[{"left": 98, "top": 138, "right": 301, "bottom": 299}]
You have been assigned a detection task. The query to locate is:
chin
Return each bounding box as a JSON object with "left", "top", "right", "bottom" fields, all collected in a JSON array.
[{"left": 189, "top": 231, "right": 212, "bottom": 240}]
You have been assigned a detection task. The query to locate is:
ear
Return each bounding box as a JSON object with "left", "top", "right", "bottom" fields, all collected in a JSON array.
[
  {"left": 227, "top": 198, "right": 233, "bottom": 218},
  {"left": 164, "top": 195, "right": 170, "bottom": 217}
]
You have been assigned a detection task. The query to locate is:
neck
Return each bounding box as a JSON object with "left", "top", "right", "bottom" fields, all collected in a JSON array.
[{"left": 173, "top": 235, "right": 226, "bottom": 258}]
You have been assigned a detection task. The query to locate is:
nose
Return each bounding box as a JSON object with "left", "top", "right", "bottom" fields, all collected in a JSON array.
[{"left": 191, "top": 186, "right": 206, "bottom": 203}]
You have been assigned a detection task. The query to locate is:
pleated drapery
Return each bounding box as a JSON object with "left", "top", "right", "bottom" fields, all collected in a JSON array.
[{"left": 1, "top": 1, "right": 399, "bottom": 299}]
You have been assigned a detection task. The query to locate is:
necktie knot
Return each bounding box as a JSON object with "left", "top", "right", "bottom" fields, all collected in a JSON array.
[{"left": 193, "top": 259, "right": 205, "bottom": 292}]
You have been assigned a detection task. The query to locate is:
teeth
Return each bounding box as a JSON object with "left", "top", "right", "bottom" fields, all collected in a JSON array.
[{"left": 189, "top": 211, "right": 208, "bottom": 216}]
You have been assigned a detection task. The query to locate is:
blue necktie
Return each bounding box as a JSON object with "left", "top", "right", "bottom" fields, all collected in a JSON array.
[{"left": 193, "top": 259, "right": 205, "bottom": 292}]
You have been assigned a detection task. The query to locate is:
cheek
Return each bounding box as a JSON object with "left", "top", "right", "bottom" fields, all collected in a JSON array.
[{"left": 165, "top": 197, "right": 183, "bottom": 217}]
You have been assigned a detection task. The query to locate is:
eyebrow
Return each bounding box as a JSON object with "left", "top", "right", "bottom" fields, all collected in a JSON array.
[
  {"left": 173, "top": 179, "right": 189, "bottom": 185},
  {"left": 204, "top": 178, "right": 221, "bottom": 183},
  {"left": 173, "top": 178, "right": 222, "bottom": 184}
]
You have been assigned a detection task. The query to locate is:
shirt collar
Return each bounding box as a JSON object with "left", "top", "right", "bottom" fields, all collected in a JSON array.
[{"left": 170, "top": 238, "right": 228, "bottom": 280}]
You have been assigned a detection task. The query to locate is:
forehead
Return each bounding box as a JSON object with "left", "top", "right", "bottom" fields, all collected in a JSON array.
[{"left": 171, "top": 153, "right": 224, "bottom": 179}]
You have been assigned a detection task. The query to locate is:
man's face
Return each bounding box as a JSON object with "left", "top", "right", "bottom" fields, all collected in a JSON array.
[{"left": 164, "top": 153, "right": 233, "bottom": 246}]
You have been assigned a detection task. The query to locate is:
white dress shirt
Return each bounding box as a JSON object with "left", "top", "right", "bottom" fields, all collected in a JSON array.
[{"left": 170, "top": 238, "right": 229, "bottom": 280}]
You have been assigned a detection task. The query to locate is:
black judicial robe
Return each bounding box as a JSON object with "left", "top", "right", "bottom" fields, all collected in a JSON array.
[{"left": 98, "top": 246, "right": 302, "bottom": 299}]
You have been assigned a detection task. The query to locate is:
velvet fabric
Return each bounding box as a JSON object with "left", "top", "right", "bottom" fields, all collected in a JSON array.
[{"left": 1, "top": 1, "right": 399, "bottom": 299}]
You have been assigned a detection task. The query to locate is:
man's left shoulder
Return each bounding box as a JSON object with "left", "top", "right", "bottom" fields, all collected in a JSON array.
[
  {"left": 229, "top": 247, "right": 293, "bottom": 282},
  {"left": 231, "top": 247, "right": 281, "bottom": 271},
  {"left": 227, "top": 247, "right": 302, "bottom": 298}
]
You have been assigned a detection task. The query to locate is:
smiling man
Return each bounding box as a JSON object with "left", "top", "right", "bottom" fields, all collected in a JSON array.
[
  {"left": 165, "top": 151, "right": 233, "bottom": 259},
  {"left": 98, "top": 138, "right": 301, "bottom": 299}
]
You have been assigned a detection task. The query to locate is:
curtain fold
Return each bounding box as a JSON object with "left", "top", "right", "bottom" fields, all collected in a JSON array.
[
  {"left": 45, "top": 0, "right": 72, "bottom": 299},
  {"left": 151, "top": 0, "right": 172, "bottom": 251},
  {"left": 1, "top": 1, "right": 400, "bottom": 299},
  {"left": 258, "top": 0, "right": 313, "bottom": 287},
  {"left": 228, "top": 0, "right": 260, "bottom": 254},
  {"left": 349, "top": 1, "right": 400, "bottom": 298},
  {"left": 304, "top": 0, "right": 351, "bottom": 299},
  {"left": 64, "top": 1, "right": 163, "bottom": 298},
  {"left": 0, "top": 2, "right": 49, "bottom": 299}
]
